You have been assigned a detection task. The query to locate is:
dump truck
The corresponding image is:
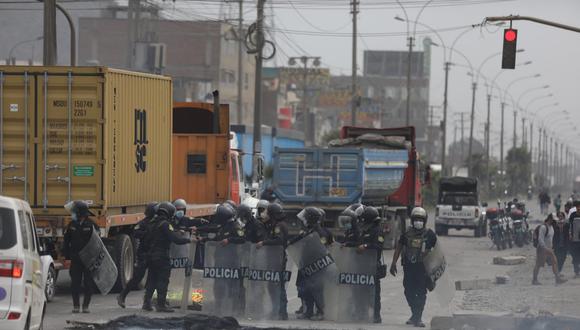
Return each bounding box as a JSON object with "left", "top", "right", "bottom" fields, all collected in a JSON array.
[
  {"left": 272, "top": 126, "right": 426, "bottom": 248},
  {"left": 0, "top": 66, "right": 235, "bottom": 290}
]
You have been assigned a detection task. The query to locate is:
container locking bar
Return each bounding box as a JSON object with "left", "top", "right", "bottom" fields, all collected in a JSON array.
[
  {"left": 67, "top": 71, "right": 72, "bottom": 201},
  {"left": 24, "top": 72, "right": 29, "bottom": 201}
]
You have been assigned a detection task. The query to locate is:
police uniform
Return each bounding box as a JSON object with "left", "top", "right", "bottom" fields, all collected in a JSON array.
[
  {"left": 143, "top": 215, "right": 191, "bottom": 310},
  {"left": 359, "top": 222, "right": 385, "bottom": 323},
  {"left": 244, "top": 216, "right": 266, "bottom": 243},
  {"left": 118, "top": 215, "right": 153, "bottom": 305},
  {"left": 399, "top": 227, "right": 437, "bottom": 324},
  {"left": 214, "top": 220, "right": 246, "bottom": 244},
  {"left": 63, "top": 218, "right": 99, "bottom": 310},
  {"left": 262, "top": 220, "right": 289, "bottom": 320},
  {"left": 343, "top": 225, "right": 360, "bottom": 247}
]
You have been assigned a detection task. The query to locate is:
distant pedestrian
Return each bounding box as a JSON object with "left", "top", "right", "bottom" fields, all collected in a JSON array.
[
  {"left": 569, "top": 200, "right": 580, "bottom": 277},
  {"left": 532, "top": 213, "right": 567, "bottom": 285},
  {"left": 553, "top": 212, "right": 570, "bottom": 273},
  {"left": 555, "top": 194, "right": 562, "bottom": 213}
]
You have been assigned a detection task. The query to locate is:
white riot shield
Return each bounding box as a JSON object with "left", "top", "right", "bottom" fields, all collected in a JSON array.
[
  {"left": 78, "top": 230, "right": 118, "bottom": 295},
  {"left": 573, "top": 218, "right": 580, "bottom": 242},
  {"left": 166, "top": 232, "right": 197, "bottom": 306},
  {"left": 328, "top": 244, "right": 377, "bottom": 323},
  {"left": 244, "top": 245, "right": 290, "bottom": 320},
  {"left": 170, "top": 231, "right": 192, "bottom": 269},
  {"left": 287, "top": 232, "right": 339, "bottom": 321},
  {"left": 202, "top": 242, "right": 249, "bottom": 317},
  {"left": 423, "top": 241, "right": 454, "bottom": 307}
]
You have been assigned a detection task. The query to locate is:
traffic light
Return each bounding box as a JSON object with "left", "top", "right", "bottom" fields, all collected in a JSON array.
[{"left": 501, "top": 28, "right": 518, "bottom": 69}]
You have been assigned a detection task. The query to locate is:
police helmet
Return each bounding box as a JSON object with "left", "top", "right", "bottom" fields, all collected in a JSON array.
[
  {"left": 157, "top": 202, "right": 177, "bottom": 218},
  {"left": 173, "top": 198, "right": 187, "bottom": 211},
  {"left": 338, "top": 208, "right": 357, "bottom": 228},
  {"left": 410, "top": 207, "right": 428, "bottom": 222},
  {"left": 144, "top": 202, "right": 159, "bottom": 218},
  {"left": 257, "top": 200, "right": 269, "bottom": 212},
  {"left": 224, "top": 200, "right": 237, "bottom": 209},
  {"left": 347, "top": 203, "right": 365, "bottom": 218},
  {"left": 266, "top": 203, "right": 285, "bottom": 222},
  {"left": 237, "top": 203, "right": 252, "bottom": 221},
  {"left": 214, "top": 204, "right": 236, "bottom": 224},
  {"left": 297, "top": 207, "right": 323, "bottom": 227},
  {"left": 65, "top": 200, "right": 94, "bottom": 217},
  {"left": 361, "top": 206, "right": 380, "bottom": 223}
]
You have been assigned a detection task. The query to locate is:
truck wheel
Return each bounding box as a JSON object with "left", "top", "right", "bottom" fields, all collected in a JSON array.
[
  {"left": 435, "top": 225, "right": 448, "bottom": 236},
  {"left": 112, "top": 234, "right": 134, "bottom": 292}
]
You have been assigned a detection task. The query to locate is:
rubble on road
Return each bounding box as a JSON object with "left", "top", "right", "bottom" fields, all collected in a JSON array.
[
  {"left": 67, "top": 314, "right": 319, "bottom": 330},
  {"left": 495, "top": 275, "right": 510, "bottom": 284},
  {"left": 493, "top": 256, "right": 526, "bottom": 265},
  {"left": 455, "top": 279, "right": 493, "bottom": 291}
]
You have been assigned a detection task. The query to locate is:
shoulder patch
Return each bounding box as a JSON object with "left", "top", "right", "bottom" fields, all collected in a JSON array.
[
  {"left": 168, "top": 224, "right": 174, "bottom": 231},
  {"left": 237, "top": 230, "right": 244, "bottom": 237},
  {"left": 274, "top": 226, "right": 281, "bottom": 234},
  {"left": 378, "top": 236, "right": 384, "bottom": 243},
  {"left": 321, "top": 237, "right": 327, "bottom": 244}
]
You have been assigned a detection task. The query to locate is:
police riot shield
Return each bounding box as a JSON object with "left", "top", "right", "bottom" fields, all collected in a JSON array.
[
  {"left": 169, "top": 231, "right": 192, "bottom": 269},
  {"left": 244, "top": 245, "right": 289, "bottom": 320},
  {"left": 78, "top": 230, "right": 118, "bottom": 295},
  {"left": 328, "top": 244, "right": 377, "bottom": 323},
  {"left": 572, "top": 218, "right": 580, "bottom": 242},
  {"left": 423, "top": 240, "right": 454, "bottom": 307},
  {"left": 166, "top": 232, "right": 196, "bottom": 306},
  {"left": 286, "top": 232, "right": 339, "bottom": 321},
  {"left": 202, "top": 241, "right": 249, "bottom": 317}
]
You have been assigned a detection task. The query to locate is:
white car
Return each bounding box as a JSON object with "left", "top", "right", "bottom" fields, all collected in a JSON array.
[{"left": 0, "top": 196, "right": 46, "bottom": 330}]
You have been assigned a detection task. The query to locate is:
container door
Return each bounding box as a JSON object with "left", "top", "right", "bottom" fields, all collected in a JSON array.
[
  {"left": 36, "top": 73, "right": 103, "bottom": 210},
  {"left": 0, "top": 71, "right": 34, "bottom": 203},
  {"left": 273, "top": 149, "right": 318, "bottom": 203},
  {"left": 317, "top": 149, "right": 362, "bottom": 204}
]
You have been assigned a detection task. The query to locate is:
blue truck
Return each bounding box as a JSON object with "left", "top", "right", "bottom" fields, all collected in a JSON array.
[{"left": 272, "top": 126, "right": 426, "bottom": 248}]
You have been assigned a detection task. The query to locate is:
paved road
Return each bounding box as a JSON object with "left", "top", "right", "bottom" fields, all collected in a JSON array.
[{"left": 43, "top": 228, "right": 521, "bottom": 329}]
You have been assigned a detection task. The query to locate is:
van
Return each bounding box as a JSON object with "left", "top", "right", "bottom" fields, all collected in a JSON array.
[{"left": 0, "top": 196, "right": 46, "bottom": 330}]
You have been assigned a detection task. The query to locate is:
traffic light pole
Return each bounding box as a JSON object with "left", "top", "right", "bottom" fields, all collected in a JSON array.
[
  {"left": 441, "top": 62, "right": 450, "bottom": 176},
  {"left": 486, "top": 15, "right": 580, "bottom": 34},
  {"left": 485, "top": 93, "right": 491, "bottom": 189},
  {"left": 467, "top": 82, "right": 476, "bottom": 177},
  {"left": 500, "top": 102, "right": 505, "bottom": 176}
]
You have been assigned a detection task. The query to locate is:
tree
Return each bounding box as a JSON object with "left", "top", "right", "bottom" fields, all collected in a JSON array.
[
  {"left": 320, "top": 129, "right": 340, "bottom": 145},
  {"left": 506, "top": 147, "right": 531, "bottom": 195}
]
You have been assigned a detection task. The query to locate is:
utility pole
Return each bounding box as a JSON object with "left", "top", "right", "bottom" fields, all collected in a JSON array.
[
  {"left": 43, "top": 0, "right": 57, "bottom": 65},
  {"left": 461, "top": 112, "right": 466, "bottom": 162},
  {"left": 485, "top": 93, "right": 492, "bottom": 187},
  {"left": 252, "top": 0, "right": 266, "bottom": 182},
  {"left": 513, "top": 110, "right": 517, "bottom": 150},
  {"left": 468, "top": 82, "right": 476, "bottom": 177},
  {"left": 560, "top": 143, "right": 564, "bottom": 185},
  {"left": 537, "top": 128, "right": 542, "bottom": 178},
  {"left": 405, "top": 35, "right": 414, "bottom": 126},
  {"left": 351, "top": 0, "right": 359, "bottom": 126},
  {"left": 521, "top": 118, "right": 526, "bottom": 148},
  {"left": 441, "top": 62, "right": 451, "bottom": 176},
  {"left": 500, "top": 102, "right": 505, "bottom": 176},
  {"left": 530, "top": 122, "right": 534, "bottom": 158},
  {"left": 237, "top": 0, "right": 244, "bottom": 124}
]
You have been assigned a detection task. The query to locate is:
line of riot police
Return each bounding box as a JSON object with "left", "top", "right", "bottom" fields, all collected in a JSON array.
[{"left": 111, "top": 198, "right": 440, "bottom": 327}]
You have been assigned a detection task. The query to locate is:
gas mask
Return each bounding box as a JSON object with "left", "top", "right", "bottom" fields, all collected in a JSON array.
[{"left": 175, "top": 210, "right": 185, "bottom": 219}]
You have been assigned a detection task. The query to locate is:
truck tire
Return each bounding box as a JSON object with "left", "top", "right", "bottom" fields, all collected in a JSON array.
[
  {"left": 112, "top": 234, "right": 135, "bottom": 292},
  {"left": 435, "top": 224, "right": 448, "bottom": 236}
]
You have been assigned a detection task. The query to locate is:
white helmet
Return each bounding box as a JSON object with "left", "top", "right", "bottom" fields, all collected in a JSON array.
[{"left": 411, "top": 207, "right": 427, "bottom": 221}]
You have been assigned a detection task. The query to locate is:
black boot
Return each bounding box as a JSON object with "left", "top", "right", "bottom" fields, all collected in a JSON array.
[
  {"left": 142, "top": 292, "right": 154, "bottom": 311},
  {"left": 117, "top": 293, "right": 127, "bottom": 308}
]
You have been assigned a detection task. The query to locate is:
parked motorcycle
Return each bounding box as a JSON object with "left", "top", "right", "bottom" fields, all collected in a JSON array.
[
  {"left": 511, "top": 209, "right": 526, "bottom": 247},
  {"left": 487, "top": 208, "right": 507, "bottom": 250}
]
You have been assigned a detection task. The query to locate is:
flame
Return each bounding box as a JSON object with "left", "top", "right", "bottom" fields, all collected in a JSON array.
[{"left": 191, "top": 289, "right": 204, "bottom": 304}]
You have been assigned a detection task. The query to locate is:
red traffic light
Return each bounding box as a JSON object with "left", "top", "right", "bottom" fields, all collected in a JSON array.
[{"left": 504, "top": 29, "right": 517, "bottom": 42}]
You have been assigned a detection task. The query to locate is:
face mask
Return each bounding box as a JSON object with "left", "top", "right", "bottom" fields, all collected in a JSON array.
[
  {"left": 71, "top": 213, "right": 78, "bottom": 222},
  {"left": 261, "top": 211, "right": 269, "bottom": 222},
  {"left": 344, "top": 222, "right": 352, "bottom": 230},
  {"left": 413, "top": 221, "right": 424, "bottom": 230},
  {"left": 175, "top": 210, "right": 185, "bottom": 219}
]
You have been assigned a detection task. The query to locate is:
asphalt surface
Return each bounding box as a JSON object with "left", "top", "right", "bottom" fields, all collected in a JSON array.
[{"left": 45, "top": 199, "right": 580, "bottom": 329}]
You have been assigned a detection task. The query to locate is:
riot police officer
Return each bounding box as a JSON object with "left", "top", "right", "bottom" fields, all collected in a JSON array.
[
  {"left": 256, "top": 203, "right": 289, "bottom": 320},
  {"left": 237, "top": 203, "right": 265, "bottom": 243},
  {"left": 143, "top": 202, "right": 194, "bottom": 312},
  {"left": 295, "top": 207, "right": 333, "bottom": 321},
  {"left": 212, "top": 204, "right": 246, "bottom": 245},
  {"left": 338, "top": 203, "right": 364, "bottom": 247},
  {"left": 62, "top": 201, "right": 99, "bottom": 313},
  {"left": 256, "top": 199, "right": 269, "bottom": 222},
  {"left": 357, "top": 206, "right": 385, "bottom": 324},
  {"left": 173, "top": 198, "right": 211, "bottom": 229},
  {"left": 117, "top": 202, "right": 158, "bottom": 308},
  {"left": 390, "top": 207, "right": 437, "bottom": 328}
]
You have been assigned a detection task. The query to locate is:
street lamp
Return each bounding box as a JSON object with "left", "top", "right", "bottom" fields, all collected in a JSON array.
[
  {"left": 288, "top": 56, "right": 321, "bottom": 146},
  {"left": 7, "top": 36, "right": 43, "bottom": 65}
]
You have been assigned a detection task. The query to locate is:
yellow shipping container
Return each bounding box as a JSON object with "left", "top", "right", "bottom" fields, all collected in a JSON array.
[{"left": 0, "top": 66, "right": 172, "bottom": 216}]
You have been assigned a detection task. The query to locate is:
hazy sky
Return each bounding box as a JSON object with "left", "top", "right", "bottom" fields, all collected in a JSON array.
[{"left": 164, "top": 0, "right": 580, "bottom": 156}]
